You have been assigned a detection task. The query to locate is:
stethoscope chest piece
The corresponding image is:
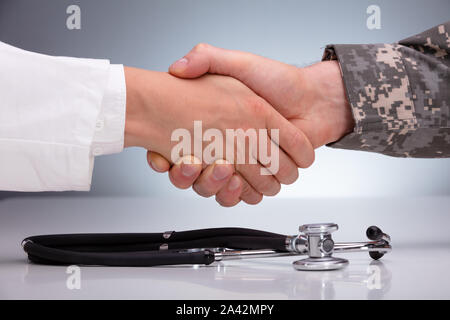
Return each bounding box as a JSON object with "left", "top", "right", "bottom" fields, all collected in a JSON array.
[
  {"left": 289, "top": 223, "right": 391, "bottom": 271},
  {"left": 293, "top": 223, "right": 347, "bottom": 271},
  {"left": 293, "top": 256, "right": 349, "bottom": 271}
]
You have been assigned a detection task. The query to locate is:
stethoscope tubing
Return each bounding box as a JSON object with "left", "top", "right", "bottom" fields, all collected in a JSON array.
[
  {"left": 22, "top": 227, "right": 290, "bottom": 267},
  {"left": 24, "top": 241, "right": 217, "bottom": 267}
]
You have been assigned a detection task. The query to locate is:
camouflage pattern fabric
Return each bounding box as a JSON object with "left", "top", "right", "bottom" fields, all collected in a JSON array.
[{"left": 323, "top": 21, "right": 450, "bottom": 158}]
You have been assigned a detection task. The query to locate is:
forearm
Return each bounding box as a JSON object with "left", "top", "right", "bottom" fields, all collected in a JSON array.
[{"left": 323, "top": 21, "right": 450, "bottom": 158}]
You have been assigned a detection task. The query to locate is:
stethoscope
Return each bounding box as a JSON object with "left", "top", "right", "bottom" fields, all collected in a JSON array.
[{"left": 22, "top": 223, "right": 392, "bottom": 271}]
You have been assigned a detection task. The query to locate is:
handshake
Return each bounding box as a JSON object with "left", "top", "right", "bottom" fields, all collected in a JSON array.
[{"left": 124, "top": 44, "right": 355, "bottom": 206}]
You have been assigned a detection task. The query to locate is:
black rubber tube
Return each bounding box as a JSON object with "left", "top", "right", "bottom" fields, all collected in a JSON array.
[
  {"left": 22, "top": 228, "right": 288, "bottom": 267},
  {"left": 24, "top": 227, "right": 285, "bottom": 248},
  {"left": 24, "top": 242, "right": 216, "bottom": 267}
]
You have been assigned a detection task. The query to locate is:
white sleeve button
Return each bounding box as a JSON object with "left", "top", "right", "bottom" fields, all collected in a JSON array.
[
  {"left": 95, "top": 119, "right": 105, "bottom": 131},
  {"left": 92, "top": 147, "right": 103, "bottom": 156}
]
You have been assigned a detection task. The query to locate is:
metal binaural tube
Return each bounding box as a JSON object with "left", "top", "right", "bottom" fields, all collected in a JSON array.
[
  {"left": 333, "top": 241, "right": 392, "bottom": 253},
  {"left": 214, "top": 249, "right": 299, "bottom": 261},
  {"left": 213, "top": 235, "right": 309, "bottom": 262}
]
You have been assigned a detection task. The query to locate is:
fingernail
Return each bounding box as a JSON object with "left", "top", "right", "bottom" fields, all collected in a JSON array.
[
  {"left": 181, "top": 162, "right": 198, "bottom": 177},
  {"left": 212, "top": 164, "right": 231, "bottom": 181},
  {"left": 228, "top": 176, "right": 241, "bottom": 191},
  {"left": 171, "top": 57, "right": 188, "bottom": 69},
  {"left": 149, "top": 158, "right": 157, "bottom": 170},
  {"left": 151, "top": 160, "right": 164, "bottom": 173}
]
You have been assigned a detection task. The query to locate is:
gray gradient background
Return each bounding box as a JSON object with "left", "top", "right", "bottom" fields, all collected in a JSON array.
[
  {"left": 0, "top": 0, "right": 449, "bottom": 199},
  {"left": 0, "top": 1, "right": 449, "bottom": 231}
]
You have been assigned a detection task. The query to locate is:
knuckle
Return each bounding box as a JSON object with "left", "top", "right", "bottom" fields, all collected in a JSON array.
[
  {"left": 246, "top": 96, "right": 268, "bottom": 117},
  {"left": 168, "top": 172, "right": 191, "bottom": 190},
  {"left": 239, "top": 181, "right": 262, "bottom": 204},
  {"left": 256, "top": 177, "right": 280, "bottom": 196},
  {"left": 192, "top": 183, "right": 213, "bottom": 198},
  {"left": 215, "top": 194, "right": 239, "bottom": 207},
  {"left": 240, "top": 180, "right": 254, "bottom": 197},
  {"left": 242, "top": 192, "right": 263, "bottom": 205},
  {"left": 193, "top": 43, "right": 210, "bottom": 53}
]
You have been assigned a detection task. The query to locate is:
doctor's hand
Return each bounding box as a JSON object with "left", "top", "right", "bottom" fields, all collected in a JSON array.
[
  {"left": 123, "top": 67, "right": 314, "bottom": 206},
  {"left": 147, "top": 44, "right": 354, "bottom": 205}
]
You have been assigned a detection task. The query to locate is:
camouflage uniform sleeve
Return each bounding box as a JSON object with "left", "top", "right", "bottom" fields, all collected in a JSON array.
[{"left": 323, "top": 21, "right": 450, "bottom": 158}]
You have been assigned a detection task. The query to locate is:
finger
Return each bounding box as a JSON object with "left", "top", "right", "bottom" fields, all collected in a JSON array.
[
  {"left": 236, "top": 161, "right": 281, "bottom": 197},
  {"left": 265, "top": 108, "right": 315, "bottom": 168},
  {"left": 147, "top": 151, "right": 171, "bottom": 173},
  {"left": 215, "top": 173, "right": 262, "bottom": 205},
  {"left": 192, "top": 160, "right": 234, "bottom": 198},
  {"left": 215, "top": 174, "right": 242, "bottom": 207},
  {"left": 228, "top": 129, "right": 281, "bottom": 196},
  {"left": 168, "top": 155, "right": 202, "bottom": 190},
  {"left": 259, "top": 129, "right": 299, "bottom": 185},
  {"left": 238, "top": 175, "right": 263, "bottom": 205}
]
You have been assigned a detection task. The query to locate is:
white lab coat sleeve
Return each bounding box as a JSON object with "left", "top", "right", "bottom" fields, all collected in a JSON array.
[
  {"left": 91, "top": 64, "right": 126, "bottom": 158},
  {"left": 0, "top": 41, "right": 127, "bottom": 192}
]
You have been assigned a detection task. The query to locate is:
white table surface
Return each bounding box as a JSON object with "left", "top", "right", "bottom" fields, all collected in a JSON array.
[{"left": 1, "top": 196, "right": 449, "bottom": 299}]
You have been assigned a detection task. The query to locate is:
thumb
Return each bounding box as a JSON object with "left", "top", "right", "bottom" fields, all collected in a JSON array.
[
  {"left": 169, "top": 44, "right": 299, "bottom": 109},
  {"left": 169, "top": 43, "right": 266, "bottom": 80},
  {"left": 147, "top": 151, "right": 171, "bottom": 173},
  {"left": 169, "top": 43, "right": 214, "bottom": 79}
]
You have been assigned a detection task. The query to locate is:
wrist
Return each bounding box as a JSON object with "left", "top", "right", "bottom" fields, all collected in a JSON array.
[
  {"left": 322, "top": 60, "right": 354, "bottom": 144},
  {"left": 300, "top": 60, "right": 354, "bottom": 147},
  {"left": 123, "top": 66, "right": 156, "bottom": 149},
  {"left": 123, "top": 68, "right": 184, "bottom": 163}
]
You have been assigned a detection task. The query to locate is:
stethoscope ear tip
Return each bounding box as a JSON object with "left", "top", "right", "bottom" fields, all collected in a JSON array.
[
  {"left": 369, "top": 251, "right": 385, "bottom": 260},
  {"left": 366, "top": 226, "right": 383, "bottom": 241}
]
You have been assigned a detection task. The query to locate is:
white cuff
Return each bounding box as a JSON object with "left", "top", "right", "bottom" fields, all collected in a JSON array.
[{"left": 91, "top": 64, "right": 126, "bottom": 157}]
